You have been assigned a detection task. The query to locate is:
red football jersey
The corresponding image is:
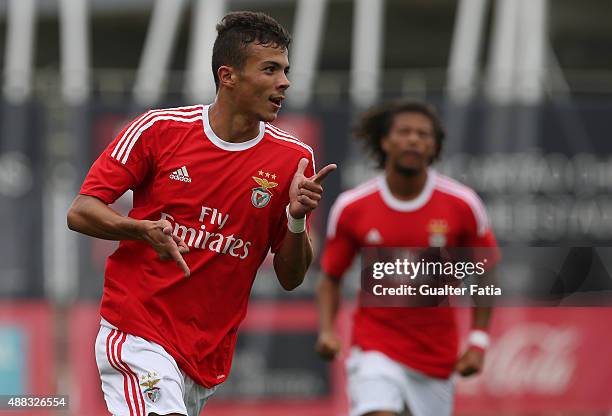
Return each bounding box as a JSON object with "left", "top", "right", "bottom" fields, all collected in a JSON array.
[
  {"left": 321, "top": 171, "right": 499, "bottom": 378},
  {"left": 80, "top": 104, "right": 315, "bottom": 387}
]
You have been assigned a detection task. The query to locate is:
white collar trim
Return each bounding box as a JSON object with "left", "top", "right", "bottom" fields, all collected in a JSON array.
[
  {"left": 378, "top": 170, "right": 436, "bottom": 212},
  {"left": 202, "top": 104, "right": 265, "bottom": 151}
]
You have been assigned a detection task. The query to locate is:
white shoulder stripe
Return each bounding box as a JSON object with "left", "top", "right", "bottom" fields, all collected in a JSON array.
[
  {"left": 111, "top": 110, "right": 154, "bottom": 159},
  {"left": 265, "top": 128, "right": 317, "bottom": 173},
  {"left": 266, "top": 123, "right": 300, "bottom": 141},
  {"left": 111, "top": 108, "right": 202, "bottom": 164},
  {"left": 436, "top": 176, "right": 488, "bottom": 224},
  {"left": 435, "top": 177, "right": 490, "bottom": 236},
  {"left": 436, "top": 181, "right": 488, "bottom": 232},
  {"left": 114, "top": 108, "right": 203, "bottom": 161},
  {"left": 326, "top": 179, "right": 379, "bottom": 238},
  {"left": 111, "top": 106, "right": 202, "bottom": 159},
  {"left": 264, "top": 125, "right": 313, "bottom": 153},
  {"left": 118, "top": 114, "right": 202, "bottom": 164}
]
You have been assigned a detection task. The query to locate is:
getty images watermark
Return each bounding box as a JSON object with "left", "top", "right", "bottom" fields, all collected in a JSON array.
[
  {"left": 371, "top": 256, "right": 498, "bottom": 296},
  {"left": 361, "top": 247, "right": 500, "bottom": 307},
  {"left": 360, "top": 247, "right": 612, "bottom": 307}
]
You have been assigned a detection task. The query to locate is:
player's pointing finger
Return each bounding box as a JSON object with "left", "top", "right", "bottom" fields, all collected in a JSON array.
[
  {"left": 169, "top": 246, "right": 190, "bottom": 278},
  {"left": 313, "top": 163, "right": 337, "bottom": 184},
  {"left": 294, "top": 158, "right": 309, "bottom": 176}
]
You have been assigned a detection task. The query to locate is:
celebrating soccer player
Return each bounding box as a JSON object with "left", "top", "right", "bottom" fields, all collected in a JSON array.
[
  {"left": 67, "top": 11, "right": 335, "bottom": 416},
  {"left": 316, "top": 100, "right": 498, "bottom": 416}
]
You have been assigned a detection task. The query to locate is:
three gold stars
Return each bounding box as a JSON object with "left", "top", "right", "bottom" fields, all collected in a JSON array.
[{"left": 257, "top": 170, "right": 276, "bottom": 180}]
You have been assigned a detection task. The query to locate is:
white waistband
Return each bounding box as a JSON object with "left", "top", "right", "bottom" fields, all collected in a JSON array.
[{"left": 100, "top": 317, "right": 118, "bottom": 330}]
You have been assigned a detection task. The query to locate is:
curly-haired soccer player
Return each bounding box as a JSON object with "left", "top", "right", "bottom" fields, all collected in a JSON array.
[{"left": 316, "top": 100, "right": 498, "bottom": 416}]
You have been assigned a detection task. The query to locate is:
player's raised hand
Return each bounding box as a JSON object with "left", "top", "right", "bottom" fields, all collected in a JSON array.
[
  {"left": 289, "top": 158, "right": 337, "bottom": 219},
  {"left": 455, "top": 347, "right": 485, "bottom": 377},
  {"left": 141, "top": 219, "right": 190, "bottom": 278}
]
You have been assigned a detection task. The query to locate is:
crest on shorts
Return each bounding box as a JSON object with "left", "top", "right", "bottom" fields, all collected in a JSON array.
[
  {"left": 251, "top": 176, "right": 278, "bottom": 208},
  {"left": 140, "top": 371, "right": 161, "bottom": 403}
]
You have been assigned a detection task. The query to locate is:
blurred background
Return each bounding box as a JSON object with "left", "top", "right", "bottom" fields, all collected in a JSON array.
[{"left": 1, "top": 0, "right": 612, "bottom": 414}]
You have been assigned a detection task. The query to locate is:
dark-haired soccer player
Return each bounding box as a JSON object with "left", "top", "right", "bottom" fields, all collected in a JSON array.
[
  {"left": 67, "top": 11, "right": 335, "bottom": 416},
  {"left": 316, "top": 101, "right": 498, "bottom": 416}
]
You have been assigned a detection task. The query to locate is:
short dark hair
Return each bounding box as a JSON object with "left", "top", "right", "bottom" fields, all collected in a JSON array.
[
  {"left": 212, "top": 11, "right": 291, "bottom": 90},
  {"left": 354, "top": 100, "right": 446, "bottom": 168}
]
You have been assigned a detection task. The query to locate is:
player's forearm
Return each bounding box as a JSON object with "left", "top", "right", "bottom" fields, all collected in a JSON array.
[
  {"left": 67, "top": 194, "right": 144, "bottom": 241},
  {"left": 273, "top": 230, "right": 313, "bottom": 290},
  {"left": 316, "top": 275, "right": 341, "bottom": 333},
  {"left": 471, "top": 269, "right": 495, "bottom": 329},
  {"left": 472, "top": 306, "right": 492, "bottom": 329}
]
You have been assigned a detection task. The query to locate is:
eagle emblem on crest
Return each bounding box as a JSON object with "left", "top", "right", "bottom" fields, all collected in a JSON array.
[
  {"left": 140, "top": 372, "right": 162, "bottom": 404},
  {"left": 251, "top": 176, "right": 278, "bottom": 208}
]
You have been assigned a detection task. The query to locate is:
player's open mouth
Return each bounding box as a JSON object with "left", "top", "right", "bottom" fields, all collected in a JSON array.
[
  {"left": 401, "top": 150, "right": 422, "bottom": 161},
  {"left": 269, "top": 96, "right": 284, "bottom": 109}
]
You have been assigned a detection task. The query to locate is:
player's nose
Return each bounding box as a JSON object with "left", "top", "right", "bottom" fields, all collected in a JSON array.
[
  {"left": 405, "top": 131, "right": 421, "bottom": 145},
  {"left": 278, "top": 72, "right": 290, "bottom": 91}
]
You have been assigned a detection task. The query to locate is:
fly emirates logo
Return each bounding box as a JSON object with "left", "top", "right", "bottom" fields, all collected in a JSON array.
[{"left": 161, "top": 206, "right": 252, "bottom": 259}]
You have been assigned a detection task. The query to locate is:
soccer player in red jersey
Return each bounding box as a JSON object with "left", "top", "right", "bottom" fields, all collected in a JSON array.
[
  {"left": 67, "top": 11, "right": 335, "bottom": 416},
  {"left": 315, "top": 101, "right": 499, "bottom": 416}
]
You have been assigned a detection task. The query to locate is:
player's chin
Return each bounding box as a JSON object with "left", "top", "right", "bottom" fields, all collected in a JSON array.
[
  {"left": 260, "top": 109, "right": 279, "bottom": 123},
  {"left": 395, "top": 162, "right": 423, "bottom": 177}
]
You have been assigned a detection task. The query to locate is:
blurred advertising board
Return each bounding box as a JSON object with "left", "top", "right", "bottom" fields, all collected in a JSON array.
[
  {"left": 67, "top": 302, "right": 612, "bottom": 415},
  {"left": 0, "top": 302, "right": 55, "bottom": 416},
  {"left": 456, "top": 308, "right": 612, "bottom": 415}
]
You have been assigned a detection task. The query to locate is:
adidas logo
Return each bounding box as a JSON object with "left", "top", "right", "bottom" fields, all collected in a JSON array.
[
  {"left": 365, "top": 228, "right": 383, "bottom": 244},
  {"left": 169, "top": 166, "right": 192, "bottom": 183}
]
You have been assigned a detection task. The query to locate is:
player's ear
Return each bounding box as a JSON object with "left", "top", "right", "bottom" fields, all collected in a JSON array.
[
  {"left": 218, "top": 66, "right": 236, "bottom": 89},
  {"left": 381, "top": 136, "right": 391, "bottom": 153}
]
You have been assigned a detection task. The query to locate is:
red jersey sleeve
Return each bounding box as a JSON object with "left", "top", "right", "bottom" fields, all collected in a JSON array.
[
  {"left": 80, "top": 112, "right": 155, "bottom": 204},
  {"left": 269, "top": 151, "right": 316, "bottom": 254},
  {"left": 320, "top": 196, "right": 359, "bottom": 280},
  {"left": 460, "top": 190, "right": 501, "bottom": 268}
]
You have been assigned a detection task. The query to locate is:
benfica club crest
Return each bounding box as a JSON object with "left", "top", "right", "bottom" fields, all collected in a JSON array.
[
  {"left": 140, "top": 372, "right": 161, "bottom": 404},
  {"left": 251, "top": 176, "right": 278, "bottom": 208},
  {"left": 428, "top": 219, "right": 448, "bottom": 247}
]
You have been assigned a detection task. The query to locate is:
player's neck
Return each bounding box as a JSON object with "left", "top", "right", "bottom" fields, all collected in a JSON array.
[
  {"left": 384, "top": 168, "right": 428, "bottom": 201},
  {"left": 208, "top": 100, "right": 261, "bottom": 143}
]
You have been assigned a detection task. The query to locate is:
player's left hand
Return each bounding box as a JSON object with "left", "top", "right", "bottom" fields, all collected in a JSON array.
[
  {"left": 455, "top": 347, "right": 485, "bottom": 377},
  {"left": 288, "top": 158, "right": 337, "bottom": 219}
]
